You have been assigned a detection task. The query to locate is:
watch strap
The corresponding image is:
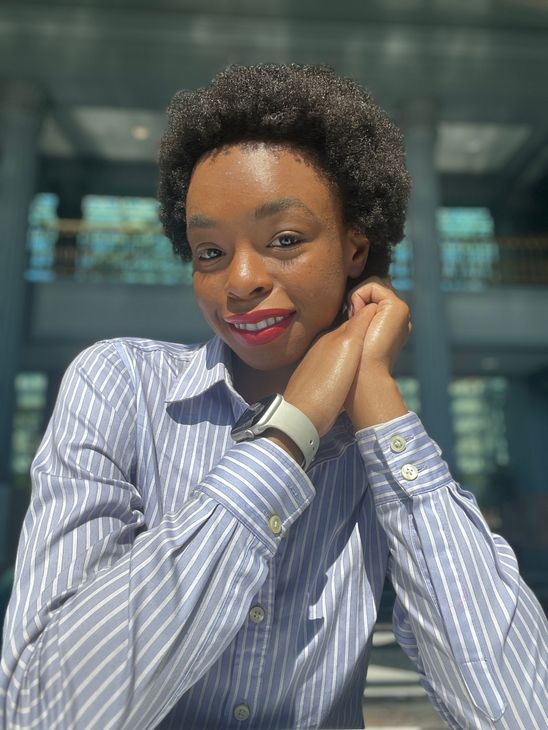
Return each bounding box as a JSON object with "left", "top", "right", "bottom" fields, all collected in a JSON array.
[{"left": 263, "top": 396, "right": 320, "bottom": 470}]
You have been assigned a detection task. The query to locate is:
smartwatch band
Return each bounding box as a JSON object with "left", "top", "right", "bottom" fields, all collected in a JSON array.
[
  {"left": 264, "top": 396, "right": 320, "bottom": 470},
  {"left": 231, "top": 394, "right": 320, "bottom": 470}
]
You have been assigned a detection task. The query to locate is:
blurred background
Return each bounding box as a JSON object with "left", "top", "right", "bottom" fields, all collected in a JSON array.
[{"left": 1, "top": 1, "right": 547, "bottom": 728}]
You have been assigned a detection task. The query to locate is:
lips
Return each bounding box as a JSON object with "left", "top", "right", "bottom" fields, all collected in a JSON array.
[{"left": 226, "top": 310, "right": 296, "bottom": 346}]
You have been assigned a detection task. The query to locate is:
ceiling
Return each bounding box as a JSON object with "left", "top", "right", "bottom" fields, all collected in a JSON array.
[
  {"left": 38, "top": 107, "right": 533, "bottom": 176},
  {"left": 3, "top": 0, "right": 548, "bottom": 116},
  {"left": 2, "top": 0, "right": 548, "bottom": 201}
]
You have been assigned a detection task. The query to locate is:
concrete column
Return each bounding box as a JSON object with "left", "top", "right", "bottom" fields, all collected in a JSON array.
[
  {"left": 401, "top": 98, "right": 455, "bottom": 471},
  {"left": 505, "top": 376, "right": 548, "bottom": 495},
  {"left": 503, "top": 375, "right": 548, "bottom": 582},
  {"left": 54, "top": 167, "right": 85, "bottom": 278},
  {"left": 0, "top": 81, "right": 46, "bottom": 571}
]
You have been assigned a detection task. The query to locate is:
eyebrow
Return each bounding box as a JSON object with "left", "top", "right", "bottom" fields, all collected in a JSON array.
[
  {"left": 186, "top": 197, "right": 318, "bottom": 230},
  {"left": 253, "top": 198, "right": 317, "bottom": 221}
]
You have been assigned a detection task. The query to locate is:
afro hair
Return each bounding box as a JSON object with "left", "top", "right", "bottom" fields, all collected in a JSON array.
[{"left": 158, "top": 63, "right": 411, "bottom": 281}]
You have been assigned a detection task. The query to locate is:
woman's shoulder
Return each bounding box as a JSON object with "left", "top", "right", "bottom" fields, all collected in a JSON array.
[
  {"left": 104, "top": 336, "right": 203, "bottom": 361},
  {"left": 66, "top": 337, "right": 207, "bottom": 391},
  {"left": 75, "top": 336, "right": 203, "bottom": 363}
]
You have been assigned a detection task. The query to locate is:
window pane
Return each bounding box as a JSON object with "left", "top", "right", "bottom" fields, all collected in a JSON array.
[
  {"left": 26, "top": 193, "right": 59, "bottom": 283},
  {"left": 11, "top": 373, "right": 48, "bottom": 486},
  {"left": 77, "top": 196, "right": 191, "bottom": 285}
]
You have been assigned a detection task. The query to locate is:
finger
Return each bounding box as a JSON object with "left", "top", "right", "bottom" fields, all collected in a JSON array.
[
  {"left": 347, "top": 276, "right": 394, "bottom": 301},
  {"left": 346, "top": 302, "right": 378, "bottom": 335},
  {"left": 348, "top": 281, "right": 399, "bottom": 310}
]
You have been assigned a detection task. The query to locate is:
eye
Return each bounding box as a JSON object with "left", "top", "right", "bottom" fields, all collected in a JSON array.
[
  {"left": 196, "top": 246, "right": 222, "bottom": 261},
  {"left": 270, "top": 233, "right": 303, "bottom": 248}
]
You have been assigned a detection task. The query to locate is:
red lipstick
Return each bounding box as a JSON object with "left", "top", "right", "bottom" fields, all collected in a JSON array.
[{"left": 225, "top": 309, "right": 296, "bottom": 346}]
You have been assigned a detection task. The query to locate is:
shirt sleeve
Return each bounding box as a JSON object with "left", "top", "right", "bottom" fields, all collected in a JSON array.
[
  {"left": 0, "top": 340, "right": 315, "bottom": 730},
  {"left": 356, "top": 411, "right": 548, "bottom": 729}
]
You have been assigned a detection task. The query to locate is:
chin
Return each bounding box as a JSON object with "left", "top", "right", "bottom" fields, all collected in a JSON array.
[
  {"left": 237, "top": 350, "right": 299, "bottom": 371},
  {"left": 229, "top": 338, "right": 305, "bottom": 369}
]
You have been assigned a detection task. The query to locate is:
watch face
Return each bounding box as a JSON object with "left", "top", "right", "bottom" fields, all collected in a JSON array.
[{"left": 232, "top": 395, "right": 276, "bottom": 432}]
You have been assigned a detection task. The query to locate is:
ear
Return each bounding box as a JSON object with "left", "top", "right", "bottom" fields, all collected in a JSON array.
[{"left": 345, "top": 230, "right": 370, "bottom": 279}]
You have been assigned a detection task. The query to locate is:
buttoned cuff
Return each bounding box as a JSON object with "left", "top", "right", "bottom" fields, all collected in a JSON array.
[
  {"left": 355, "top": 411, "right": 454, "bottom": 504},
  {"left": 194, "top": 437, "right": 316, "bottom": 555}
]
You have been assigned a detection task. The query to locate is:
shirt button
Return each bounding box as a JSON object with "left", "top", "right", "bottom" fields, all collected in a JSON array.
[
  {"left": 234, "top": 703, "right": 250, "bottom": 721},
  {"left": 268, "top": 514, "right": 282, "bottom": 535},
  {"left": 249, "top": 605, "right": 266, "bottom": 624},
  {"left": 390, "top": 434, "right": 407, "bottom": 453},
  {"left": 401, "top": 463, "right": 418, "bottom": 481}
]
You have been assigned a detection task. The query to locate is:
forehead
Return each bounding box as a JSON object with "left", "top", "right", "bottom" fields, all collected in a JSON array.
[{"left": 186, "top": 142, "right": 340, "bottom": 217}]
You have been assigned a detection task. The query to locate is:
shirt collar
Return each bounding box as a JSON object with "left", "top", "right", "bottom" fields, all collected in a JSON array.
[{"left": 165, "top": 335, "right": 239, "bottom": 404}]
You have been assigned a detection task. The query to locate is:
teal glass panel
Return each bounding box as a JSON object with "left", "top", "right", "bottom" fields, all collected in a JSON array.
[
  {"left": 390, "top": 208, "right": 497, "bottom": 290},
  {"left": 438, "top": 207, "right": 498, "bottom": 291},
  {"left": 397, "top": 375, "right": 510, "bottom": 509},
  {"left": 25, "top": 193, "right": 59, "bottom": 282},
  {"left": 11, "top": 373, "right": 48, "bottom": 485},
  {"left": 449, "top": 376, "right": 509, "bottom": 504},
  {"left": 389, "top": 238, "right": 413, "bottom": 291},
  {"left": 77, "top": 196, "right": 192, "bottom": 285}
]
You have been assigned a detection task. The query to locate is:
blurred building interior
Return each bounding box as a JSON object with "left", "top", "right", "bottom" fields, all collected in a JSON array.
[{"left": 1, "top": 1, "right": 547, "bottom": 726}]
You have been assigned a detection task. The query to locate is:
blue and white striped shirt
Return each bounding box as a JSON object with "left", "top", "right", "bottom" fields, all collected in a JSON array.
[{"left": 1, "top": 335, "right": 547, "bottom": 729}]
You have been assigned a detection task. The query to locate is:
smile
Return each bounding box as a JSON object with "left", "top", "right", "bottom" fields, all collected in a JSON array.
[
  {"left": 232, "top": 316, "right": 288, "bottom": 332},
  {"left": 229, "top": 312, "right": 295, "bottom": 345}
]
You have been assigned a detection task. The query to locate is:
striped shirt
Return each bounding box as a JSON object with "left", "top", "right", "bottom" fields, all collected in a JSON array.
[{"left": 1, "top": 335, "right": 547, "bottom": 730}]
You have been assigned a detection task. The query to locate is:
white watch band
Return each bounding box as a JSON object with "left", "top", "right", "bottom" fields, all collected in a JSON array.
[{"left": 265, "top": 396, "right": 320, "bottom": 470}]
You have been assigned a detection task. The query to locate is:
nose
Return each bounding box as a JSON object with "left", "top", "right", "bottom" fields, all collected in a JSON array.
[{"left": 225, "top": 245, "right": 273, "bottom": 300}]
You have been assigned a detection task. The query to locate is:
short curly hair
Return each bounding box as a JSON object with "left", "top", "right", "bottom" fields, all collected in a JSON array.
[{"left": 158, "top": 63, "right": 410, "bottom": 280}]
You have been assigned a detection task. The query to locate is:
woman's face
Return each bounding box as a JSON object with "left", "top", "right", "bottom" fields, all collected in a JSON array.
[{"left": 186, "top": 142, "right": 369, "bottom": 377}]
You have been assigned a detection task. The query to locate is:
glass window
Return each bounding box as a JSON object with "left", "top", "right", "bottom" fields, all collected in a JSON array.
[
  {"left": 11, "top": 373, "right": 48, "bottom": 488},
  {"left": 438, "top": 207, "right": 498, "bottom": 291},
  {"left": 26, "top": 194, "right": 193, "bottom": 285},
  {"left": 396, "top": 374, "right": 510, "bottom": 508},
  {"left": 390, "top": 207, "right": 497, "bottom": 290},
  {"left": 77, "top": 196, "right": 191, "bottom": 285},
  {"left": 25, "top": 193, "right": 59, "bottom": 282},
  {"left": 389, "top": 237, "right": 413, "bottom": 291},
  {"left": 450, "top": 376, "right": 509, "bottom": 503}
]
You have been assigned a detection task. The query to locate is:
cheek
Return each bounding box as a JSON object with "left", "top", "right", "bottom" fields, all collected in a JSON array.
[
  {"left": 193, "top": 276, "right": 217, "bottom": 320},
  {"left": 299, "top": 260, "right": 346, "bottom": 308}
]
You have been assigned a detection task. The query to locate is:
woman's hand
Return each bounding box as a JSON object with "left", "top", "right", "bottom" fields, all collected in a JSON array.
[
  {"left": 346, "top": 275, "right": 412, "bottom": 376},
  {"left": 344, "top": 276, "right": 412, "bottom": 430},
  {"left": 282, "top": 305, "right": 379, "bottom": 437},
  {"left": 281, "top": 275, "right": 411, "bottom": 440}
]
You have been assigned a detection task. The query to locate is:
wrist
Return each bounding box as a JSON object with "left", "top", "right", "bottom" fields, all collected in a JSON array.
[
  {"left": 264, "top": 428, "right": 305, "bottom": 466},
  {"left": 347, "top": 370, "right": 408, "bottom": 431}
]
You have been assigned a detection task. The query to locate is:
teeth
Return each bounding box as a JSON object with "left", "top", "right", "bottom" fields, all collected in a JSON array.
[{"left": 233, "top": 315, "right": 287, "bottom": 332}]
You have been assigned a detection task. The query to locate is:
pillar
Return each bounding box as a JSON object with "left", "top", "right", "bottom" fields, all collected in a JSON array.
[
  {"left": 54, "top": 166, "right": 85, "bottom": 278},
  {"left": 0, "top": 80, "right": 47, "bottom": 571},
  {"left": 401, "top": 98, "right": 455, "bottom": 471},
  {"left": 505, "top": 376, "right": 548, "bottom": 496},
  {"left": 503, "top": 375, "right": 548, "bottom": 584}
]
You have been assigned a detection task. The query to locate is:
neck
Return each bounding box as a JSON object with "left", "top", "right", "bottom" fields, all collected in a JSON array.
[{"left": 231, "top": 353, "right": 296, "bottom": 404}]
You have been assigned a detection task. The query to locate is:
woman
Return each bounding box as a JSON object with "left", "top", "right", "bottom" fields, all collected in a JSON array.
[{"left": 1, "top": 63, "right": 546, "bottom": 729}]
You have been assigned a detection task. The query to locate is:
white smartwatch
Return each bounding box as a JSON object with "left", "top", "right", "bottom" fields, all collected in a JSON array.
[{"left": 231, "top": 394, "right": 320, "bottom": 470}]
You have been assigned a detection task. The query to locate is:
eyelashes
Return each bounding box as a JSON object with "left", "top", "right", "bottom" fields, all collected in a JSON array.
[
  {"left": 196, "top": 247, "right": 222, "bottom": 261},
  {"left": 270, "top": 233, "right": 304, "bottom": 248},
  {"left": 194, "top": 233, "right": 305, "bottom": 262}
]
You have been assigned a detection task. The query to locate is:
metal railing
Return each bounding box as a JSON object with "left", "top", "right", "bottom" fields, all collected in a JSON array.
[{"left": 25, "top": 220, "right": 548, "bottom": 289}]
